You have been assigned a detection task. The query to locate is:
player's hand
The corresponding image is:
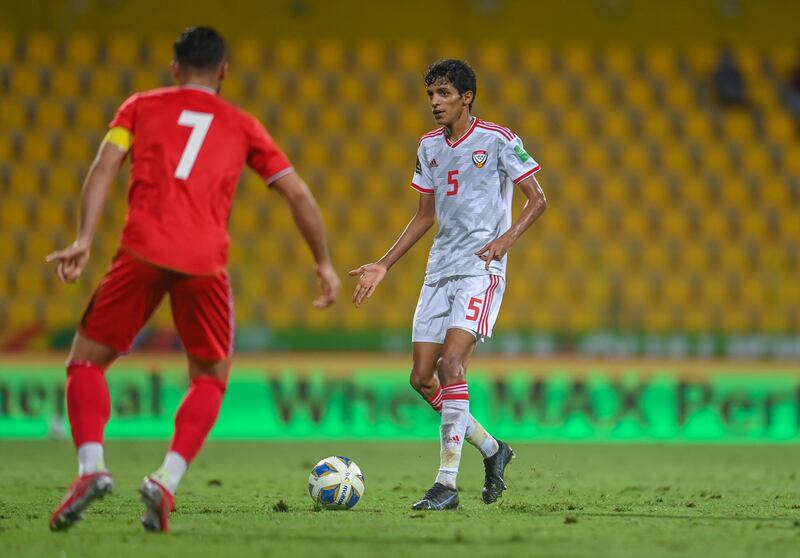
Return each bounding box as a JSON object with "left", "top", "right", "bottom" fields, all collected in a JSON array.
[
  {"left": 348, "top": 263, "right": 387, "bottom": 308},
  {"left": 313, "top": 261, "right": 340, "bottom": 309},
  {"left": 45, "top": 240, "right": 91, "bottom": 283},
  {"left": 475, "top": 236, "right": 513, "bottom": 270}
]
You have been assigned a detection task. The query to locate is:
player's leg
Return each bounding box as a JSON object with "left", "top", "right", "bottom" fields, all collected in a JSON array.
[
  {"left": 412, "top": 328, "right": 476, "bottom": 510},
  {"left": 448, "top": 274, "right": 514, "bottom": 504},
  {"left": 139, "top": 270, "right": 233, "bottom": 533},
  {"left": 51, "top": 251, "right": 168, "bottom": 531},
  {"left": 412, "top": 343, "right": 499, "bottom": 458}
]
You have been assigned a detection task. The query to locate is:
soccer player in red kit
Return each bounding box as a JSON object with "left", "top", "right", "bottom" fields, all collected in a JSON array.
[{"left": 46, "top": 27, "right": 340, "bottom": 533}]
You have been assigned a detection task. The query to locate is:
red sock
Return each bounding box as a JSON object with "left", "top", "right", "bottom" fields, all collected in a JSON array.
[
  {"left": 426, "top": 386, "right": 443, "bottom": 413},
  {"left": 66, "top": 361, "right": 111, "bottom": 448},
  {"left": 169, "top": 376, "right": 226, "bottom": 464}
]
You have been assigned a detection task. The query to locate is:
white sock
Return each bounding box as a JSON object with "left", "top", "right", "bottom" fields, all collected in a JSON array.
[
  {"left": 77, "top": 442, "right": 106, "bottom": 475},
  {"left": 465, "top": 417, "right": 500, "bottom": 458},
  {"left": 153, "top": 451, "right": 188, "bottom": 495},
  {"left": 435, "top": 397, "right": 470, "bottom": 489}
]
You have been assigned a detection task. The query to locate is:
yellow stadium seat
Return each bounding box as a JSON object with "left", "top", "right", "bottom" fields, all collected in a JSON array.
[
  {"left": 313, "top": 39, "right": 345, "bottom": 69},
  {"left": 88, "top": 68, "right": 123, "bottom": 99},
  {"left": 519, "top": 45, "right": 551, "bottom": 75},
  {"left": 25, "top": 32, "right": 57, "bottom": 65},
  {"left": 741, "top": 145, "right": 773, "bottom": 175},
  {"left": 377, "top": 74, "right": 411, "bottom": 105},
  {"left": 684, "top": 44, "right": 716, "bottom": 77},
  {"left": 561, "top": 45, "right": 593, "bottom": 76},
  {"left": 64, "top": 33, "right": 99, "bottom": 66},
  {"left": 0, "top": 134, "right": 13, "bottom": 160},
  {"left": 620, "top": 143, "right": 651, "bottom": 174},
  {"left": 623, "top": 79, "right": 654, "bottom": 108},
  {"left": 474, "top": 42, "right": 510, "bottom": 73},
  {"left": 539, "top": 77, "right": 570, "bottom": 106},
  {"left": 642, "top": 112, "right": 673, "bottom": 140},
  {"left": 296, "top": 74, "right": 324, "bottom": 101},
  {"left": 105, "top": 34, "right": 140, "bottom": 66},
  {"left": 663, "top": 81, "right": 695, "bottom": 109},
  {"left": 0, "top": 195, "right": 30, "bottom": 229},
  {"left": 561, "top": 110, "right": 591, "bottom": 139},
  {"left": 48, "top": 164, "right": 82, "bottom": 196},
  {"left": 721, "top": 112, "right": 755, "bottom": 142},
  {"left": 702, "top": 144, "right": 733, "bottom": 174},
  {"left": 34, "top": 98, "right": 68, "bottom": 129},
  {"left": 399, "top": 108, "right": 428, "bottom": 136},
  {"left": 359, "top": 108, "right": 384, "bottom": 134},
  {"left": 661, "top": 144, "right": 692, "bottom": 173},
  {"left": 7, "top": 297, "right": 41, "bottom": 326},
  {"left": 0, "top": 31, "right": 14, "bottom": 63},
  {"left": 354, "top": 41, "right": 385, "bottom": 72},
  {"left": 601, "top": 110, "right": 632, "bottom": 140},
  {"left": 60, "top": 130, "right": 95, "bottom": 164},
  {"left": 273, "top": 39, "right": 304, "bottom": 69},
  {"left": 337, "top": 75, "right": 368, "bottom": 103},
  {"left": 499, "top": 76, "right": 527, "bottom": 105},
  {"left": 147, "top": 34, "right": 175, "bottom": 66},
  {"left": 131, "top": 69, "right": 163, "bottom": 92},
  {"left": 582, "top": 80, "right": 613, "bottom": 107},
  {"left": 645, "top": 45, "right": 679, "bottom": 78},
  {"left": 20, "top": 131, "right": 53, "bottom": 163},
  {"left": 9, "top": 67, "right": 42, "bottom": 96},
  {"left": 50, "top": 66, "right": 82, "bottom": 96},
  {"left": 74, "top": 100, "right": 106, "bottom": 130},
  {"left": 8, "top": 165, "right": 39, "bottom": 195},
  {"left": 580, "top": 144, "right": 608, "bottom": 172},
  {"left": 395, "top": 41, "right": 425, "bottom": 71},
  {"left": 763, "top": 110, "right": 796, "bottom": 144},
  {"left": 231, "top": 37, "right": 262, "bottom": 68}
]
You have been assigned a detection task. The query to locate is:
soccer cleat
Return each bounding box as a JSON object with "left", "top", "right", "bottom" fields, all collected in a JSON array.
[
  {"left": 139, "top": 476, "right": 175, "bottom": 533},
  {"left": 49, "top": 471, "right": 114, "bottom": 531},
  {"left": 411, "top": 482, "right": 459, "bottom": 510},
  {"left": 482, "top": 439, "right": 515, "bottom": 504}
]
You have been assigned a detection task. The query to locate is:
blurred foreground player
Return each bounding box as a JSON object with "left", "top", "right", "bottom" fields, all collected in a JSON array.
[
  {"left": 350, "top": 60, "right": 546, "bottom": 510},
  {"left": 47, "top": 27, "right": 340, "bottom": 532}
]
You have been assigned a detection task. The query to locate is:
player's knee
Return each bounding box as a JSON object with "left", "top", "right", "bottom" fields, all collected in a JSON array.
[
  {"left": 436, "top": 355, "right": 465, "bottom": 385},
  {"left": 409, "top": 368, "right": 436, "bottom": 393}
]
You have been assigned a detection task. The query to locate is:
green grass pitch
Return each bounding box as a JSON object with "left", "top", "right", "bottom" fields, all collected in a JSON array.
[{"left": 1, "top": 440, "right": 799, "bottom": 557}]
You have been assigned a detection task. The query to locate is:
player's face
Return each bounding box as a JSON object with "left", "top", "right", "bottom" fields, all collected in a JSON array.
[{"left": 427, "top": 79, "right": 472, "bottom": 127}]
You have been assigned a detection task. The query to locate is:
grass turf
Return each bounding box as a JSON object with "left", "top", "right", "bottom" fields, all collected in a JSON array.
[{"left": 1, "top": 441, "right": 798, "bottom": 557}]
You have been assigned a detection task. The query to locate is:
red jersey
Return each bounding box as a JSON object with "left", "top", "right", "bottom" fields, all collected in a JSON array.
[{"left": 109, "top": 85, "right": 293, "bottom": 275}]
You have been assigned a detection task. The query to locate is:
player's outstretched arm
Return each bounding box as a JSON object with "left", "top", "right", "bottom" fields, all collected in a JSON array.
[
  {"left": 271, "top": 172, "right": 340, "bottom": 308},
  {"left": 45, "top": 142, "right": 127, "bottom": 283},
  {"left": 349, "top": 193, "right": 435, "bottom": 308},
  {"left": 475, "top": 175, "right": 547, "bottom": 269}
]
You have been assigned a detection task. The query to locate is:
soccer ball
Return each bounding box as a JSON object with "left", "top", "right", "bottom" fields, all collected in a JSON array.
[{"left": 308, "top": 456, "right": 365, "bottom": 510}]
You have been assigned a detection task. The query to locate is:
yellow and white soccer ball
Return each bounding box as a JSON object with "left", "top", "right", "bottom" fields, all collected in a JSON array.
[{"left": 308, "top": 456, "right": 365, "bottom": 510}]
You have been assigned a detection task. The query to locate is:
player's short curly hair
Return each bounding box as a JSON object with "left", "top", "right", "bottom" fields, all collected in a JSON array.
[
  {"left": 174, "top": 26, "right": 226, "bottom": 71},
  {"left": 424, "top": 59, "right": 477, "bottom": 110}
]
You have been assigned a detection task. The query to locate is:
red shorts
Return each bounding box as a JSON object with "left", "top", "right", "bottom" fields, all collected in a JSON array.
[{"left": 79, "top": 250, "right": 233, "bottom": 361}]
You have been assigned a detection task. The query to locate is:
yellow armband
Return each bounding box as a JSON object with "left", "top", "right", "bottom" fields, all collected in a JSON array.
[{"left": 103, "top": 127, "right": 133, "bottom": 151}]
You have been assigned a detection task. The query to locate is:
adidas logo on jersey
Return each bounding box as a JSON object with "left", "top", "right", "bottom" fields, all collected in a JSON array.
[{"left": 429, "top": 158, "right": 439, "bottom": 167}]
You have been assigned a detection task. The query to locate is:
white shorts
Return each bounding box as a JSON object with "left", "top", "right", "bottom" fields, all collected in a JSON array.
[{"left": 412, "top": 274, "right": 506, "bottom": 344}]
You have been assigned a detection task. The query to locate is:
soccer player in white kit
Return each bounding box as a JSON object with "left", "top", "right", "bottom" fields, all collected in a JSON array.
[{"left": 350, "top": 59, "right": 547, "bottom": 510}]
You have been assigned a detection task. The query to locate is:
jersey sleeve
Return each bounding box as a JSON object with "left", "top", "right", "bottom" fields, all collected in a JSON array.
[
  {"left": 108, "top": 94, "right": 139, "bottom": 132},
  {"left": 499, "top": 137, "right": 541, "bottom": 185},
  {"left": 410, "top": 143, "right": 434, "bottom": 194},
  {"left": 246, "top": 117, "right": 294, "bottom": 185}
]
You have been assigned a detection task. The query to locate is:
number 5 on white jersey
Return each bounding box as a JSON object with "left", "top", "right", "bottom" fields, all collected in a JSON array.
[{"left": 174, "top": 110, "right": 214, "bottom": 180}]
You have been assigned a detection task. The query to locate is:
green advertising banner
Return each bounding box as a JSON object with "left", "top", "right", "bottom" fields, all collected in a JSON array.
[{"left": 1, "top": 364, "right": 799, "bottom": 442}]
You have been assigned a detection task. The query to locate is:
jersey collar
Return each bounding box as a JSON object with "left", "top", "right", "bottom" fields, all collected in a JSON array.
[
  {"left": 444, "top": 117, "right": 478, "bottom": 148},
  {"left": 181, "top": 84, "right": 218, "bottom": 95}
]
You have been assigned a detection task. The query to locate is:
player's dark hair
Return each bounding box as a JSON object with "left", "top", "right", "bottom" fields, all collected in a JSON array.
[
  {"left": 174, "top": 26, "right": 226, "bottom": 71},
  {"left": 424, "top": 59, "right": 477, "bottom": 110}
]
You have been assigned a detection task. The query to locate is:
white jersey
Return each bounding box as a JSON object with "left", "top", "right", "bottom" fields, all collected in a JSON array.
[{"left": 410, "top": 118, "right": 541, "bottom": 284}]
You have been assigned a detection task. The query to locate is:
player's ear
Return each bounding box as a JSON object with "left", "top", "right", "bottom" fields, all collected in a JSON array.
[
  {"left": 170, "top": 60, "right": 181, "bottom": 82},
  {"left": 462, "top": 90, "right": 474, "bottom": 108},
  {"left": 219, "top": 62, "right": 229, "bottom": 82}
]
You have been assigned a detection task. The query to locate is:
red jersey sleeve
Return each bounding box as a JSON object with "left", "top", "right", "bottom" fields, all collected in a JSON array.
[
  {"left": 246, "top": 117, "right": 293, "bottom": 185},
  {"left": 108, "top": 93, "right": 139, "bottom": 132}
]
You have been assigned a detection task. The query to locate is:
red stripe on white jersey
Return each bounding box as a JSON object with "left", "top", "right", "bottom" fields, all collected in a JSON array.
[
  {"left": 513, "top": 165, "right": 542, "bottom": 184},
  {"left": 410, "top": 182, "right": 434, "bottom": 194},
  {"left": 476, "top": 121, "right": 515, "bottom": 141},
  {"left": 445, "top": 117, "right": 478, "bottom": 148},
  {"left": 420, "top": 128, "right": 445, "bottom": 142},
  {"left": 479, "top": 276, "right": 500, "bottom": 335}
]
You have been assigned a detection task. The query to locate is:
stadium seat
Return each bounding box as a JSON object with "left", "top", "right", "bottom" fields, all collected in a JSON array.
[
  {"left": 105, "top": 35, "right": 141, "bottom": 66},
  {"left": 64, "top": 33, "right": 99, "bottom": 66},
  {"left": 24, "top": 32, "right": 57, "bottom": 65}
]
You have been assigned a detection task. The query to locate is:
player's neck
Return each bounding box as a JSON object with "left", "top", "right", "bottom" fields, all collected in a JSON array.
[
  {"left": 445, "top": 113, "right": 475, "bottom": 143},
  {"left": 179, "top": 79, "right": 220, "bottom": 94}
]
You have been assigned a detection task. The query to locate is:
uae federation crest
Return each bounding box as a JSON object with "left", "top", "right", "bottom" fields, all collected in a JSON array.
[{"left": 472, "top": 150, "right": 487, "bottom": 168}]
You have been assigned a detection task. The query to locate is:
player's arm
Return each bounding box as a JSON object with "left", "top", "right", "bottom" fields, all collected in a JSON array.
[
  {"left": 475, "top": 175, "right": 547, "bottom": 269},
  {"left": 270, "top": 172, "right": 340, "bottom": 308},
  {"left": 45, "top": 138, "right": 128, "bottom": 283},
  {"left": 349, "top": 192, "right": 435, "bottom": 308}
]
